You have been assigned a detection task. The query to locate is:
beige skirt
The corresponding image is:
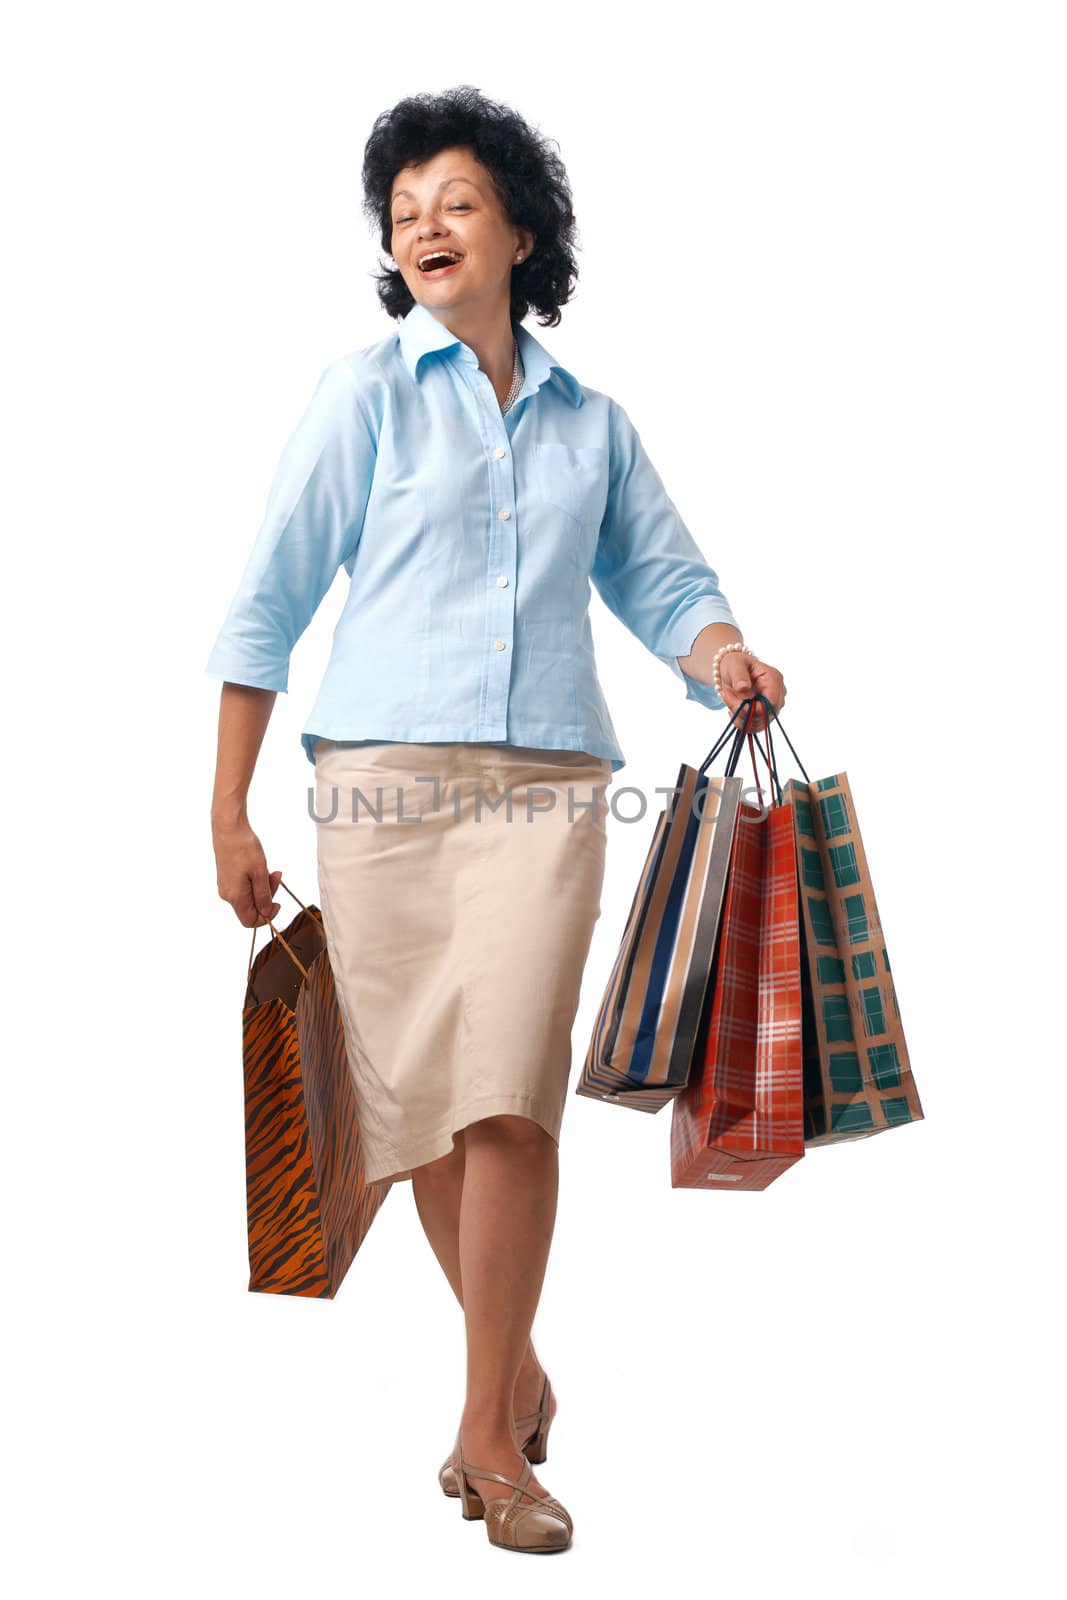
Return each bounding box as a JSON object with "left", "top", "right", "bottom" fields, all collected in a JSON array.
[{"left": 312, "top": 739, "right": 614, "bottom": 1185}]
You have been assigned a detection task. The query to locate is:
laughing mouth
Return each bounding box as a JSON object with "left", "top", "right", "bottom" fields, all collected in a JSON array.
[{"left": 417, "top": 250, "right": 465, "bottom": 273}]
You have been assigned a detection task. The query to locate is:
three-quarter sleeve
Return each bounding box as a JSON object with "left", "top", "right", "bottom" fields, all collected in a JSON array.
[
  {"left": 590, "top": 397, "right": 738, "bottom": 711},
  {"left": 204, "top": 356, "right": 378, "bottom": 693}
]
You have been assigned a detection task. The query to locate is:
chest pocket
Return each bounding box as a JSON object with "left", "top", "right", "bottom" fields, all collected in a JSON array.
[{"left": 534, "top": 442, "right": 609, "bottom": 530}]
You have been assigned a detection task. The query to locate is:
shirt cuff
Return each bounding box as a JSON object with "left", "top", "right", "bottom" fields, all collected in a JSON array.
[
  {"left": 663, "top": 599, "right": 739, "bottom": 711},
  {"left": 203, "top": 645, "right": 289, "bottom": 694}
]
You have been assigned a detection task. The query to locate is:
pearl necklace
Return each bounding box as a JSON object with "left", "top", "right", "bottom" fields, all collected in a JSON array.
[{"left": 500, "top": 338, "right": 525, "bottom": 414}]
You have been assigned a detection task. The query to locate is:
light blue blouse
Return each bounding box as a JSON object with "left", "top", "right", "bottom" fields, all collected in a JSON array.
[{"left": 203, "top": 300, "right": 739, "bottom": 772}]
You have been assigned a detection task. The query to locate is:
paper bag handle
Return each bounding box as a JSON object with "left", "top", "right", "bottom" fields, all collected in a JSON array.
[
  {"left": 245, "top": 879, "right": 321, "bottom": 989},
  {"left": 727, "top": 697, "right": 783, "bottom": 807},
  {"left": 698, "top": 693, "right": 809, "bottom": 809}
]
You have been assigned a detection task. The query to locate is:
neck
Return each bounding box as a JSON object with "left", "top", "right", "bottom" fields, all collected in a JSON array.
[{"left": 426, "top": 303, "right": 516, "bottom": 400}]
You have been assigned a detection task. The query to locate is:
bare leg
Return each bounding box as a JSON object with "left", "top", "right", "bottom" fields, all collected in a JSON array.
[
  {"left": 411, "top": 1129, "right": 557, "bottom": 1436},
  {"left": 455, "top": 1114, "right": 560, "bottom": 1504}
]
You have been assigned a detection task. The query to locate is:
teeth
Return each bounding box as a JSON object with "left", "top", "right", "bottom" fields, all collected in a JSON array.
[{"left": 418, "top": 250, "right": 463, "bottom": 268}]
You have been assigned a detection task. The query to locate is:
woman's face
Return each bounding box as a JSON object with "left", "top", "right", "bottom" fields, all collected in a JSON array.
[{"left": 389, "top": 145, "right": 533, "bottom": 315}]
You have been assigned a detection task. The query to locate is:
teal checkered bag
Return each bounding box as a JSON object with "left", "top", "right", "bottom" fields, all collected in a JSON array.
[
  {"left": 784, "top": 770, "right": 922, "bottom": 1144},
  {"left": 740, "top": 701, "right": 924, "bottom": 1145}
]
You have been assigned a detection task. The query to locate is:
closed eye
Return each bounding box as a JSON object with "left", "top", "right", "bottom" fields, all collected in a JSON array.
[{"left": 393, "top": 204, "right": 472, "bottom": 225}]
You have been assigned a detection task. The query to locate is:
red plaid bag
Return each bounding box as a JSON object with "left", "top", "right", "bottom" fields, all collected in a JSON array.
[{"left": 671, "top": 702, "right": 805, "bottom": 1192}]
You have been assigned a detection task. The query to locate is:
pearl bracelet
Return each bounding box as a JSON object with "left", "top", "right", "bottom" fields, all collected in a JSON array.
[{"left": 711, "top": 640, "right": 755, "bottom": 696}]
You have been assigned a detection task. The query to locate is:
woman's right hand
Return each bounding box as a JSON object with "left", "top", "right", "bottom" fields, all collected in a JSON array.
[{"left": 212, "top": 816, "right": 282, "bottom": 928}]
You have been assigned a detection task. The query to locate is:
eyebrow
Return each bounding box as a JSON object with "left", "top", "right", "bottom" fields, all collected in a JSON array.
[{"left": 391, "top": 176, "right": 479, "bottom": 205}]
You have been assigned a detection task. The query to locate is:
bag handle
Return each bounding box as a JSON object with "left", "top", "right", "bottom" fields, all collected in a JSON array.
[
  {"left": 749, "top": 694, "right": 811, "bottom": 786},
  {"left": 697, "top": 693, "right": 811, "bottom": 807},
  {"left": 245, "top": 879, "right": 321, "bottom": 989},
  {"left": 699, "top": 694, "right": 759, "bottom": 773},
  {"left": 728, "top": 696, "right": 784, "bottom": 808},
  {"left": 696, "top": 694, "right": 775, "bottom": 806}
]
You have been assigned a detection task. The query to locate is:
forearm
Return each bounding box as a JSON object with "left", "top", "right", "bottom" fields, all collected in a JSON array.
[
  {"left": 677, "top": 621, "right": 744, "bottom": 691},
  {"left": 210, "top": 683, "right": 277, "bottom": 828}
]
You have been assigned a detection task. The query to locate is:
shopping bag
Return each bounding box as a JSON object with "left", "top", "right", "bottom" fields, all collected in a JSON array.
[
  {"left": 671, "top": 699, "right": 806, "bottom": 1191},
  {"left": 575, "top": 756, "right": 742, "bottom": 1112},
  {"left": 779, "top": 769, "right": 923, "bottom": 1145},
  {"left": 242, "top": 880, "right": 389, "bottom": 1296}
]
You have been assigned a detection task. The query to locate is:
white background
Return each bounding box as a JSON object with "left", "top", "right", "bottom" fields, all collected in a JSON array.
[{"left": 4, "top": 2, "right": 1063, "bottom": 1595}]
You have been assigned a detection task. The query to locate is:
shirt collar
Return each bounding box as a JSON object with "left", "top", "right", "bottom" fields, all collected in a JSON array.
[{"left": 397, "top": 300, "right": 583, "bottom": 408}]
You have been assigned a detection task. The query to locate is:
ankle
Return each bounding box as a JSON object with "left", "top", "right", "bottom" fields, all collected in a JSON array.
[
  {"left": 519, "top": 1347, "right": 545, "bottom": 1384},
  {"left": 462, "top": 1405, "right": 513, "bottom": 1442}
]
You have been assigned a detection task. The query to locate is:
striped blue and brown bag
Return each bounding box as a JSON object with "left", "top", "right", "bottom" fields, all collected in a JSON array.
[{"left": 575, "top": 736, "right": 744, "bottom": 1113}]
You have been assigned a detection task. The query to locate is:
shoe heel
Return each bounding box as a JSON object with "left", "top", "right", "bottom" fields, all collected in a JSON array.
[
  {"left": 522, "top": 1416, "right": 550, "bottom": 1464},
  {"left": 457, "top": 1464, "right": 485, "bottom": 1521},
  {"left": 517, "top": 1371, "right": 554, "bottom": 1465}
]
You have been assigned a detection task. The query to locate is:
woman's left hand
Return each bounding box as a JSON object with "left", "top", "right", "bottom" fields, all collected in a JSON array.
[{"left": 718, "top": 653, "right": 787, "bottom": 732}]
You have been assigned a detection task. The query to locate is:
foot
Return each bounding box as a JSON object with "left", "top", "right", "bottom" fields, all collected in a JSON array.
[
  {"left": 458, "top": 1427, "right": 554, "bottom": 1512},
  {"left": 439, "top": 1351, "right": 557, "bottom": 1498}
]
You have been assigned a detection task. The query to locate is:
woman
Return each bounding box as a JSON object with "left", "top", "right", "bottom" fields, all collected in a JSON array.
[{"left": 207, "top": 86, "right": 786, "bottom": 1553}]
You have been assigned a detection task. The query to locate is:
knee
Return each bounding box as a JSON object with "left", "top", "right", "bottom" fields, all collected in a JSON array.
[
  {"left": 420, "top": 1131, "right": 466, "bottom": 1178},
  {"left": 462, "top": 1114, "right": 553, "bottom": 1157}
]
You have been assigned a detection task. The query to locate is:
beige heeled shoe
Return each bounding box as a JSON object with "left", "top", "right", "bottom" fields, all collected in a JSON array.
[
  {"left": 455, "top": 1441, "right": 573, "bottom": 1553},
  {"left": 438, "top": 1370, "right": 554, "bottom": 1498}
]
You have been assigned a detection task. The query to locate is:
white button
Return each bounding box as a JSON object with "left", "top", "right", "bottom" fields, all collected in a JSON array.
[
  {"left": 498, "top": 507, "right": 511, "bottom": 520},
  {"left": 493, "top": 447, "right": 506, "bottom": 459},
  {"left": 494, "top": 639, "right": 506, "bottom": 651},
  {"left": 496, "top": 574, "right": 508, "bottom": 587}
]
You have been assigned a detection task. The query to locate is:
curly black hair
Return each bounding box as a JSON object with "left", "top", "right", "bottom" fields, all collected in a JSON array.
[{"left": 360, "top": 85, "right": 579, "bottom": 328}]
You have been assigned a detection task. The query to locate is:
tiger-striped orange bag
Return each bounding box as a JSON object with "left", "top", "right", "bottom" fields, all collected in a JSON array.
[{"left": 242, "top": 881, "right": 388, "bottom": 1296}]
